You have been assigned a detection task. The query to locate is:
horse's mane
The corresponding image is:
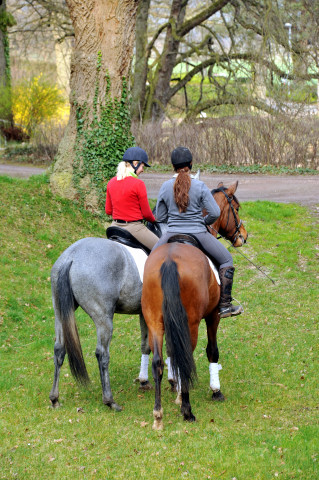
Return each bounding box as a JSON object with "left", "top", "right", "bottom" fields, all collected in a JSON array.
[{"left": 211, "top": 186, "right": 240, "bottom": 207}]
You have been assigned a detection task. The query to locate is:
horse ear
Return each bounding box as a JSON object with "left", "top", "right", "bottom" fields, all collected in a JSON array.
[
  {"left": 226, "top": 181, "right": 239, "bottom": 196},
  {"left": 217, "top": 182, "right": 224, "bottom": 188}
]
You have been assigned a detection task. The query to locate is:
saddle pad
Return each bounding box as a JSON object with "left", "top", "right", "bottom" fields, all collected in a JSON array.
[
  {"left": 207, "top": 258, "right": 220, "bottom": 285},
  {"left": 123, "top": 245, "right": 148, "bottom": 282},
  {"left": 123, "top": 245, "right": 220, "bottom": 285}
]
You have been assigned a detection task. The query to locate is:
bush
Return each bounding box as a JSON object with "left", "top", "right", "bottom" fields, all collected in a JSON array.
[
  {"left": 132, "top": 114, "right": 319, "bottom": 170},
  {"left": 0, "top": 124, "right": 29, "bottom": 142},
  {"left": 12, "top": 74, "right": 66, "bottom": 137},
  {"left": 2, "top": 122, "right": 66, "bottom": 165}
]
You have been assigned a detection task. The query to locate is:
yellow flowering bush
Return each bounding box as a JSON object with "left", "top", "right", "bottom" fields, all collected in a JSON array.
[{"left": 12, "top": 74, "right": 66, "bottom": 137}]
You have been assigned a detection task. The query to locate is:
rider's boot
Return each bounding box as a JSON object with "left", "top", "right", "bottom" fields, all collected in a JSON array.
[{"left": 218, "top": 267, "right": 243, "bottom": 318}]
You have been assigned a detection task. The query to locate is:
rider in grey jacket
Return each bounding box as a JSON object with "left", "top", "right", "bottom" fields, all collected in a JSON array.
[{"left": 153, "top": 146, "right": 243, "bottom": 318}]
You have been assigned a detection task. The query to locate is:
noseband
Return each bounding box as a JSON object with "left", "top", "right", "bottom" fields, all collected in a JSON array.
[{"left": 209, "top": 190, "right": 244, "bottom": 245}]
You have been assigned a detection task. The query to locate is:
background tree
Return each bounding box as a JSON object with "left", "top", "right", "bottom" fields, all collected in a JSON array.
[
  {"left": 131, "top": 0, "right": 319, "bottom": 122},
  {"left": 8, "top": 0, "right": 73, "bottom": 93},
  {"left": 0, "top": 0, "right": 16, "bottom": 123}
]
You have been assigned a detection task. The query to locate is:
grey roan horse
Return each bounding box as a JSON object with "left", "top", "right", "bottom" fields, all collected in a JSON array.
[
  {"left": 49, "top": 181, "right": 247, "bottom": 411},
  {"left": 49, "top": 237, "right": 154, "bottom": 411}
]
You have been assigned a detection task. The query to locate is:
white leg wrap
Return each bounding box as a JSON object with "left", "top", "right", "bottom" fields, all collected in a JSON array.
[
  {"left": 209, "top": 363, "right": 222, "bottom": 392},
  {"left": 165, "top": 357, "right": 174, "bottom": 381},
  {"left": 176, "top": 375, "right": 181, "bottom": 393},
  {"left": 166, "top": 358, "right": 181, "bottom": 391},
  {"left": 138, "top": 354, "right": 149, "bottom": 382}
]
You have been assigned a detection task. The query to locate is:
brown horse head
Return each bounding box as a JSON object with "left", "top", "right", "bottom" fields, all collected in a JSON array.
[{"left": 209, "top": 181, "right": 248, "bottom": 247}]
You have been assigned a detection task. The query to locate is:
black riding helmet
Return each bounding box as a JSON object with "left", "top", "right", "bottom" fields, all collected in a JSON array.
[
  {"left": 171, "top": 146, "right": 192, "bottom": 170},
  {"left": 123, "top": 146, "right": 150, "bottom": 174}
]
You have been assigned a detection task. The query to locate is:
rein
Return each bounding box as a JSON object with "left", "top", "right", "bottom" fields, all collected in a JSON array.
[{"left": 209, "top": 190, "right": 276, "bottom": 284}]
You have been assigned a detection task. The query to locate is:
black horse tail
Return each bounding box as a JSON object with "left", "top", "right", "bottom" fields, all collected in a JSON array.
[
  {"left": 56, "top": 261, "right": 89, "bottom": 384},
  {"left": 160, "top": 259, "right": 197, "bottom": 393}
]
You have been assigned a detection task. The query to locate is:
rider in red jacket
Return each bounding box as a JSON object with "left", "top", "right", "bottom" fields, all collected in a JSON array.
[{"left": 105, "top": 147, "right": 158, "bottom": 250}]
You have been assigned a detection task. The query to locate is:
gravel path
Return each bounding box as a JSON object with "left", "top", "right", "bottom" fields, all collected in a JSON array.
[{"left": 1, "top": 163, "right": 318, "bottom": 207}]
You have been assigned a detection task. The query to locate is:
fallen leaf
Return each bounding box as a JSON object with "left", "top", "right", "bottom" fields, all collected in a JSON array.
[{"left": 140, "top": 421, "right": 148, "bottom": 427}]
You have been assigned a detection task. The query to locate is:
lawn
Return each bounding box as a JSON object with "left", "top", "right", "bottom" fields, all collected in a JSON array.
[{"left": 0, "top": 174, "right": 318, "bottom": 479}]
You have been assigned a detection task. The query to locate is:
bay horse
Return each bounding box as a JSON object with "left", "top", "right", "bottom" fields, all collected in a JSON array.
[
  {"left": 49, "top": 180, "right": 246, "bottom": 412},
  {"left": 141, "top": 181, "right": 247, "bottom": 429}
]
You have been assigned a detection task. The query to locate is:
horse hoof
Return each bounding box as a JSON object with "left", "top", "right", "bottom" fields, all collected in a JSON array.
[
  {"left": 152, "top": 420, "right": 163, "bottom": 431},
  {"left": 184, "top": 413, "right": 196, "bottom": 422},
  {"left": 104, "top": 400, "right": 122, "bottom": 411},
  {"left": 50, "top": 399, "right": 60, "bottom": 408},
  {"left": 139, "top": 380, "right": 153, "bottom": 391},
  {"left": 168, "top": 379, "right": 177, "bottom": 392},
  {"left": 110, "top": 402, "right": 122, "bottom": 412},
  {"left": 212, "top": 390, "right": 225, "bottom": 402},
  {"left": 175, "top": 392, "right": 182, "bottom": 405}
]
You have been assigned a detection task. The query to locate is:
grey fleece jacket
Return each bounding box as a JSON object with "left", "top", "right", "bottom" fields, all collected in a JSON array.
[{"left": 156, "top": 177, "right": 220, "bottom": 234}]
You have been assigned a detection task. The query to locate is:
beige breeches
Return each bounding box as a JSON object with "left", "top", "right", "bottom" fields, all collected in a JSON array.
[{"left": 111, "top": 221, "right": 158, "bottom": 250}]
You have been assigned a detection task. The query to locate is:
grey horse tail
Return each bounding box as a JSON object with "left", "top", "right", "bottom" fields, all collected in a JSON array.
[
  {"left": 160, "top": 260, "right": 196, "bottom": 393},
  {"left": 57, "top": 261, "right": 89, "bottom": 384}
]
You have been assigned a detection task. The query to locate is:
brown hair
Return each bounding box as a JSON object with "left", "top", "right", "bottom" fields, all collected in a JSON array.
[{"left": 173, "top": 167, "right": 191, "bottom": 213}]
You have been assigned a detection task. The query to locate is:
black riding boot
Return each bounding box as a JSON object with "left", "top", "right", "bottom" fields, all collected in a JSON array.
[{"left": 218, "top": 267, "right": 243, "bottom": 318}]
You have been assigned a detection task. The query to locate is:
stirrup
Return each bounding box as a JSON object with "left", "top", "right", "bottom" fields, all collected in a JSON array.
[{"left": 219, "top": 304, "right": 243, "bottom": 318}]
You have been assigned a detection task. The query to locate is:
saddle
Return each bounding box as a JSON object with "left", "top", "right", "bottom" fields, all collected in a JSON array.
[
  {"left": 167, "top": 233, "right": 217, "bottom": 266},
  {"left": 106, "top": 226, "right": 151, "bottom": 255}
]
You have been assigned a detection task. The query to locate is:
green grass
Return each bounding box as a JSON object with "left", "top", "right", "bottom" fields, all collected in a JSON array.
[{"left": 0, "top": 175, "right": 318, "bottom": 479}]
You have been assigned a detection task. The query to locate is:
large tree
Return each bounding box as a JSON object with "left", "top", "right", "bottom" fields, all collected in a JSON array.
[
  {"left": 131, "top": 0, "right": 319, "bottom": 122},
  {"left": 49, "top": 0, "right": 139, "bottom": 208},
  {"left": 0, "top": 0, "right": 15, "bottom": 123}
]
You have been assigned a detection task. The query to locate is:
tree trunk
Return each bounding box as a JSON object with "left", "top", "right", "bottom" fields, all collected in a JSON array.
[
  {"left": 131, "top": 0, "right": 150, "bottom": 122},
  {"left": 144, "top": 0, "right": 187, "bottom": 122},
  {"left": 0, "top": 0, "right": 14, "bottom": 124},
  {"left": 50, "top": 0, "right": 138, "bottom": 204},
  {"left": 0, "top": 0, "right": 7, "bottom": 85}
]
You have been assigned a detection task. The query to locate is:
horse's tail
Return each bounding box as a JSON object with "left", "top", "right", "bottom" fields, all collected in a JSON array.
[
  {"left": 56, "top": 261, "right": 89, "bottom": 384},
  {"left": 160, "top": 259, "right": 196, "bottom": 393}
]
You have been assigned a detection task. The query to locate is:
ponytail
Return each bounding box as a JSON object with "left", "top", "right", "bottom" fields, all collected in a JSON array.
[
  {"left": 173, "top": 168, "right": 191, "bottom": 213},
  {"left": 116, "top": 161, "right": 134, "bottom": 180}
]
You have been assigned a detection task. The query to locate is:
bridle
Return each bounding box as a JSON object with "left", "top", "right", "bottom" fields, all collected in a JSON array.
[{"left": 208, "top": 190, "right": 244, "bottom": 246}]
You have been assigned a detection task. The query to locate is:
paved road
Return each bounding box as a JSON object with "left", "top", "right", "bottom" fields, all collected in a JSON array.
[
  {"left": 1, "top": 164, "right": 318, "bottom": 207},
  {"left": 143, "top": 172, "right": 319, "bottom": 207},
  {"left": 0, "top": 164, "right": 47, "bottom": 178}
]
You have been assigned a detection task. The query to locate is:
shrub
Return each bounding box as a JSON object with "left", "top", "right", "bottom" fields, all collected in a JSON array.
[
  {"left": 132, "top": 114, "right": 319, "bottom": 170},
  {"left": 12, "top": 74, "right": 66, "bottom": 137}
]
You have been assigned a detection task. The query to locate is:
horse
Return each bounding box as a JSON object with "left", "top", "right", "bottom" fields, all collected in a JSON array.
[
  {"left": 141, "top": 181, "right": 248, "bottom": 429},
  {"left": 49, "top": 180, "right": 246, "bottom": 412}
]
